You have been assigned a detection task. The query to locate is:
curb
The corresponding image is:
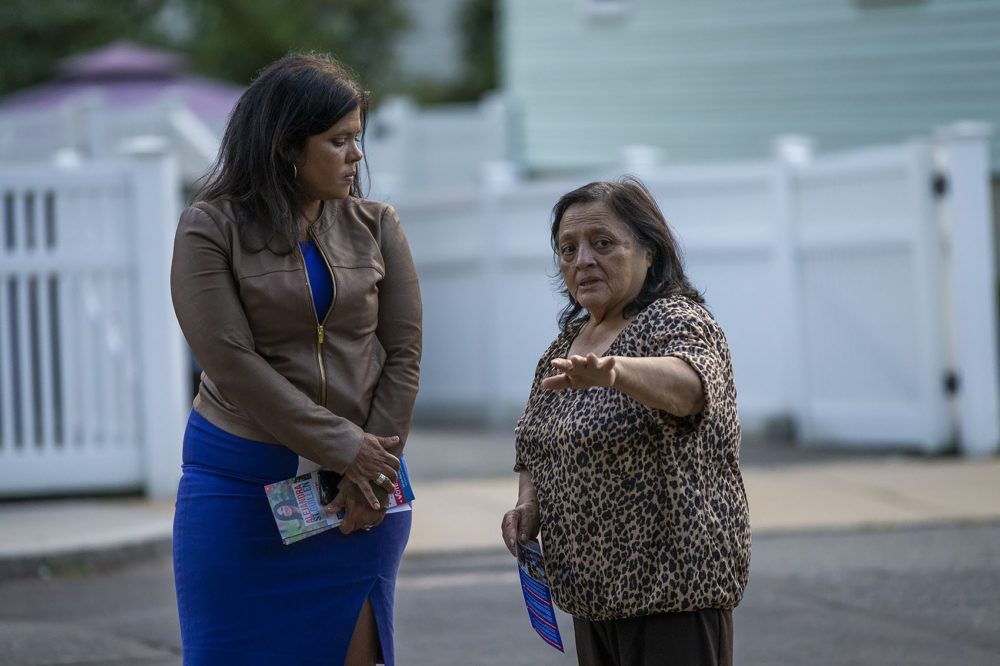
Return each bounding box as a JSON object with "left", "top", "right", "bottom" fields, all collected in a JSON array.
[
  {"left": 0, "top": 537, "right": 172, "bottom": 582},
  {"left": 4, "top": 516, "right": 1000, "bottom": 582}
]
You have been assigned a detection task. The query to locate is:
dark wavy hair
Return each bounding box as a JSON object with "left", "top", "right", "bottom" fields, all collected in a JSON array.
[
  {"left": 551, "top": 175, "right": 703, "bottom": 331},
  {"left": 198, "top": 52, "right": 369, "bottom": 254}
]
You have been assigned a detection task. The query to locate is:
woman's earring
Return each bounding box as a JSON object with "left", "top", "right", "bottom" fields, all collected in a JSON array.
[{"left": 292, "top": 163, "right": 298, "bottom": 180}]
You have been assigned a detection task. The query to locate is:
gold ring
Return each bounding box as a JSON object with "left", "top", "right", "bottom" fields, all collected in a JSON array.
[{"left": 375, "top": 473, "right": 389, "bottom": 486}]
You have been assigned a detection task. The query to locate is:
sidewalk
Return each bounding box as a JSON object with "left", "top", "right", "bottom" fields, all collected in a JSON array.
[
  {"left": 1, "top": 431, "right": 998, "bottom": 579},
  {"left": 407, "top": 455, "right": 1000, "bottom": 553}
]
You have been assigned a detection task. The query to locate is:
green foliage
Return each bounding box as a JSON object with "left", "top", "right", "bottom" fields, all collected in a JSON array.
[
  {"left": 456, "top": 0, "right": 497, "bottom": 97},
  {"left": 178, "top": 0, "right": 408, "bottom": 93},
  {"left": 404, "top": 0, "right": 497, "bottom": 105},
  {"left": 0, "top": 0, "right": 169, "bottom": 96},
  {"left": 0, "top": 0, "right": 409, "bottom": 97}
]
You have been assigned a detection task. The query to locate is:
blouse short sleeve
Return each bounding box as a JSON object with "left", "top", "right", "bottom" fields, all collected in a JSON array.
[{"left": 641, "top": 298, "right": 733, "bottom": 429}]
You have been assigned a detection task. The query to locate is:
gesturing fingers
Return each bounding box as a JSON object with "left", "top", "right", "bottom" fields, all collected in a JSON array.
[
  {"left": 544, "top": 353, "right": 617, "bottom": 391},
  {"left": 543, "top": 356, "right": 580, "bottom": 391},
  {"left": 540, "top": 372, "right": 570, "bottom": 391}
]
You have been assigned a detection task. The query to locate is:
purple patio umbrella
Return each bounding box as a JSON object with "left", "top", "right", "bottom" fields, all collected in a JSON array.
[{"left": 0, "top": 40, "right": 243, "bottom": 126}]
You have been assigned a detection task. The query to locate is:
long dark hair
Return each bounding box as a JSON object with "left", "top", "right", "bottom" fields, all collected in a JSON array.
[
  {"left": 551, "top": 175, "right": 703, "bottom": 331},
  {"left": 198, "top": 53, "right": 369, "bottom": 254}
]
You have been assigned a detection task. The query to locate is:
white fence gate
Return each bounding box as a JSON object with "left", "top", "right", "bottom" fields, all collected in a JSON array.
[
  {"left": 789, "top": 142, "right": 950, "bottom": 447},
  {"left": 0, "top": 143, "right": 188, "bottom": 497}
]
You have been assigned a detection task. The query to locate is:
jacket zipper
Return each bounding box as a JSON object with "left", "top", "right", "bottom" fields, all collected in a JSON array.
[
  {"left": 305, "top": 228, "right": 338, "bottom": 407},
  {"left": 298, "top": 238, "right": 336, "bottom": 407},
  {"left": 315, "top": 323, "right": 326, "bottom": 406}
]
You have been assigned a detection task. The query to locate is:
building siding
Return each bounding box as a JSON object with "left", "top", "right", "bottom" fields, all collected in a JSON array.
[{"left": 502, "top": 0, "right": 1000, "bottom": 170}]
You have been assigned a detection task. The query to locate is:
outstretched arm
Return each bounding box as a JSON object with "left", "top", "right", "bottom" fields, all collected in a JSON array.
[{"left": 542, "top": 353, "right": 705, "bottom": 417}]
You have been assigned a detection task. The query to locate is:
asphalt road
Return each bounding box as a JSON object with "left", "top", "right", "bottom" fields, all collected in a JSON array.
[{"left": 0, "top": 523, "right": 997, "bottom": 665}]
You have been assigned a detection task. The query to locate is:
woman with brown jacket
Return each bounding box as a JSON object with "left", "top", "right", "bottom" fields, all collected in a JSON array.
[{"left": 170, "top": 53, "right": 421, "bottom": 665}]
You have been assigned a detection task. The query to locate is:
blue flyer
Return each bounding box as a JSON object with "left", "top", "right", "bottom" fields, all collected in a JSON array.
[{"left": 516, "top": 539, "right": 564, "bottom": 652}]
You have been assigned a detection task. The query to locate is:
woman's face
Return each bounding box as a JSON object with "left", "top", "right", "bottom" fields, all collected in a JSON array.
[
  {"left": 295, "top": 107, "right": 363, "bottom": 202},
  {"left": 557, "top": 201, "right": 651, "bottom": 321}
]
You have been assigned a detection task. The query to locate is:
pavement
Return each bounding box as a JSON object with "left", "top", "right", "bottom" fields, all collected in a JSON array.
[{"left": 1, "top": 428, "right": 999, "bottom": 580}]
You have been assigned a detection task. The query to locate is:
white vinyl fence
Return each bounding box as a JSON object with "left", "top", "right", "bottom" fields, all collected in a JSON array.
[
  {"left": 0, "top": 94, "right": 221, "bottom": 183},
  {"left": 364, "top": 94, "right": 511, "bottom": 199},
  {"left": 398, "top": 127, "right": 999, "bottom": 455},
  {"left": 0, "top": 142, "right": 187, "bottom": 497},
  {"left": 0, "top": 124, "right": 995, "bottom": 499},
  {"left": 0, "top": 92, "right": 511, "bottom": 196}
]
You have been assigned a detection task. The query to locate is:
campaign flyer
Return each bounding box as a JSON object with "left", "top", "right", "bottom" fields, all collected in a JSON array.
[
  {"left": 265, "top": 455, "right": 414, "bottom": 545},
  {"left": 516, "top": 538, "right": 564, "bottom": 652}
]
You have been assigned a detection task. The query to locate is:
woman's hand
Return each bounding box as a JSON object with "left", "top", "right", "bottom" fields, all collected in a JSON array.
[
  {"left": 542, "top": 353, "right": 617, "bottom": 391},
  {"left": 503, "top": 470, "right": 540, "bottom": 556},
  {"left": 501, "top": 501, "right": 540, "bottom": 557},
  {"left": 343, "top": 433, "right": 400, "bottom": 510},
  {"left": 325, "top": 488, "right": 387, "bottom": 535}
]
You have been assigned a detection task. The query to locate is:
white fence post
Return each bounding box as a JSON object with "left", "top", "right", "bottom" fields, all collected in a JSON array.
[
  {"left": 78, "top": 94, "right": 104, "bottom": 160},
  {"left": 621, "top": 144, "right": 664, "bottom": 179},
  {"left": 123, "top": 137, "right": 189, "bottom": 496},
  {"left": 771, "top": 135, "right": 813, "bottom": 437},
  {"left": 480, "top": 161, "right": 519, "bottom": 427},
  {"left": 366, "top": 96, "right": 415, "bottom": 199},
  {"left": 934, "top": 122, "right": 1000, "bottom": 456},
  {"left": 479, "top": 92, "right": 510, "bottom": 165}
]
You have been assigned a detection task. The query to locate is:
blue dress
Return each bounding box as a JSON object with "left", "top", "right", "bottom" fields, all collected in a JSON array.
[{"left": 173, "top": 240, "right": 411, "bottom": 664}]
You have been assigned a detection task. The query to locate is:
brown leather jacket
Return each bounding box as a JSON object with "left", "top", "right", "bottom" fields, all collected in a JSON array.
[{"left": 170, "top": 197, "right": 422, "bottom": 473}]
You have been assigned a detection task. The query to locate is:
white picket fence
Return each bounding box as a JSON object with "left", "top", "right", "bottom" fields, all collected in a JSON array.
[
  {"left": 397, "top": 127, "right": 999, "bottom": 456},
  {"left": 0, "top": 141, "right": 188, "bottom": 497}
]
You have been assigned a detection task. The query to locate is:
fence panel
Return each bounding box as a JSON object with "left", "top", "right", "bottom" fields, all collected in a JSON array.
[
  {"left": 0, "top": 166, "right": 145, "bottom": 494},
  {"left": 366, "top": 96, "right": 509, "bottom": 201},
  {"left": 0, "top": 105, "right": 80, "bottom": 162},
  {"left": 397, "top": 138, "right": 963, "bottom": 449},
  {"left": 644, "top": 164, "right": 787, "bottom": 428},
  {"left": 791, "top": 142, "right": 950, "bottom": 450}
]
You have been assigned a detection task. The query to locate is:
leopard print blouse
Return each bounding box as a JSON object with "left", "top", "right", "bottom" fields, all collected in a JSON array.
[{"left": 514, "top": 296, "right": 751, "bottom": 620}]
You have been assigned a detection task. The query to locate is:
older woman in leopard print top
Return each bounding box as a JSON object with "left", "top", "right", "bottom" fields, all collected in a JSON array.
[{"left": 501, "top": 177, "right": 751, "bottom": 666}]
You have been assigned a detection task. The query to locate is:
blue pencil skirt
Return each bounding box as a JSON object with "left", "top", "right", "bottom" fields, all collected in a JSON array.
[{"left": 173, "top": 409, "right": 411, "bottom": 665}]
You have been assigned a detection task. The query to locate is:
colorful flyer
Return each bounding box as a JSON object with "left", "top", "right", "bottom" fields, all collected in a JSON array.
[
  {"left": 264, "top": 455, "right": 414, "bottom": 545},
  {"left": 516, "top": 538, "right": 564, "bottom": 652}
]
